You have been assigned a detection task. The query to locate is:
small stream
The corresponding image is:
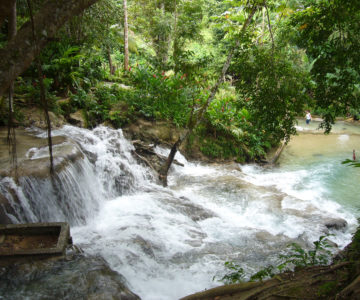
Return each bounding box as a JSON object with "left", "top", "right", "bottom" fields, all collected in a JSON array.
[{"left": 0, "top": 120, "right": 359, "bottom": 299}]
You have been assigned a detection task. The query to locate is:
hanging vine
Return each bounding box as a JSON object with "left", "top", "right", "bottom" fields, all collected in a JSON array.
[
  {"left": 26, "top": 0, "right": 55, "bottom": 176},
  {"left": 7, "top": 0, "right": 18, "bottom": 180}
]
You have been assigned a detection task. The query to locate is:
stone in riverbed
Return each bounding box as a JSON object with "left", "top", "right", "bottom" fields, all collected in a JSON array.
[
  {"left": 323, "top": 217, "right": 348, "bottom": 231},
  {"left": 0, "top": 252, "right": 140, "bottom": 300},
  {"left": 69, "top": 110, "right": 86, "bottom": 128}
]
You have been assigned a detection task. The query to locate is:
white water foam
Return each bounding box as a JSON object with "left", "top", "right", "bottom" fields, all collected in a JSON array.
[{"left": 1, "top": 125, "right": 358, "bottom": 300}]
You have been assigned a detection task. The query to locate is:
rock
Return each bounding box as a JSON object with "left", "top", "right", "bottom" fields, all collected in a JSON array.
[
  {"left": 133, "top": 235, "right": 156, "bottom": 258},
  {"left": 19, "top": 107, "right": 66, "bottom": 129},
  {"left": 0, "top": 252, "right": 140, "bottom": 300},
  {"left": 68, "top": 110, "right": 86, "bottom": 128},
  {"left": 171, "top": 196, "right": 217, "bottom": 222},
  {"left": 0, "top": 194, "right": 15, "bottom": 224},
  {"left": 1, "top": 126, "right": 85, "bottom": 182},
  {"left": 323, "top": 217, "right": 348, "bottom": 231},
  {"left": 131, "top": 140, "right": 183, "bottom": 176},
  {"left": 123, "top": 118, "right": 184, "bottom": 145}
]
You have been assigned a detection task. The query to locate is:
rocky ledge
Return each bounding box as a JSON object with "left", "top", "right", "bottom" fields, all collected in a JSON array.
[{"left": 0, "top": 247, "right": 140, "bottom": 300}]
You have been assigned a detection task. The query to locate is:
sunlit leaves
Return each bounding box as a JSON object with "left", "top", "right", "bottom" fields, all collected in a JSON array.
[{"left": 289, "top": 0, "right": 360, "bottom": 131}]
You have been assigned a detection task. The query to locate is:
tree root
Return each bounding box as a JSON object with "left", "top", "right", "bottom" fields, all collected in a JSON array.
[
  {"left": 311, "top": 262, "right": 352, "bottom": 278},
  {"left": 335, "top": 275, "right": 360, "bottom": 299}
]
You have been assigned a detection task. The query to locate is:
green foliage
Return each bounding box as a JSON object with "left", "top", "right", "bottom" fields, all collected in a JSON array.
[
  {"left": 216, "top": 261, "right": 245, "bottom": 284},
  {"left": 173, "top": 0, "right": 205, "bottom": 72},
  {"left": 278, "top": 235, "right": 333, "bottom": 270},
  {"left": 342, "top": 159, "right": 360, "bottom": 168},
  {"left": 199, "top": 136, "right": 245, "bottom": 161},
  {"left": 288, "top": 0, "right": 360, "bottom": 132},
  {"left": 22, "top": 42, "right": 106, "bottom": 98},
  {"left": 217, "top": 235, "right": 334, "bottom": 284},
  {"left": 231, "top": 45, "right": 310, "bottom": 143},
  {"left": 250, "top": 265, "right": 275, "bottom": 282},
  {"left": 202, "top": 83, "right": 276, "bottom": 161},
  {"left": 127, "top": 66, "right": 207, "bottom": 127},
  {"left": 67, "top": 84, "right": 135, "bottom": 128},
  {"left": 347, "top": 226, "right": 360, "bottom": 261},
  {"left": 317, "top": 281, "right": 338, "bottom": 297}
]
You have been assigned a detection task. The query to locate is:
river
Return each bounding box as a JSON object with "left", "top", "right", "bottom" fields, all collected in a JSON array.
[{"left": 1, "top": 119, "right": 359, "bottom": 299}]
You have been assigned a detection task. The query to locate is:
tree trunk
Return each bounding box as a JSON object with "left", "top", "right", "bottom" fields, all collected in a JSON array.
[
  {"left": 0, "top": 0, "right": 14, "bottom": 29},
  {"left": 108, "top": 48, "right": 115, "bottom": 75},
  {"left": 0, "top": 0, "right": 100, "bottom": 99},
  {"left": 123, "top": 0, "right": 129, "bottom": 71},
  {"left": 7, "top": 0, "right": 16, "bottom": 115},
  {"left": 7, "top": 0, "right": 17, "bottom": 179},
  {"left": 158, "top": 6, "right": 258, "bottom": 186},
  {"left": 265, "top": 3, "right": 274, "bottom": 51},
  {"left": 172, "top": 0, "right": 179, "bottom": 72},
  {"left": 7, "top": 0, "right": 16, "bottom": 114}
]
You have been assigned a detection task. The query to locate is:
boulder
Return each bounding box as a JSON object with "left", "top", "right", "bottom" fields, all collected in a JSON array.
[
  {"left": 69, "top": 110, "right": 86, "bottom": 128},
  {"left": 19, "top": 107, "right": 66, "bottom": 129},
  {"left": 323, "top": 217, "right": 348, "bottom": 231},
  {"left": 123, "top": 118, "right": 184, "bottom": 145},
  {"left": 0, "top": 251, "right": 140, "bottom": 300}
]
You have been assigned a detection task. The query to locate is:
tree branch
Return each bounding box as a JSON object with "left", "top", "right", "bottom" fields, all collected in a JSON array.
[{"left": 0, "top": 0, "right": 99, "bottom": 98}]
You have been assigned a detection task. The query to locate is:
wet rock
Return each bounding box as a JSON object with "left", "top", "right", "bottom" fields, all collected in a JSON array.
[
  {"left": 131, "top": 140, "right": 183, "bottom": 175},
  {"left": 0, "top": 194, "right": 14, "bottom": 224},
  {"left": 133, "top": 235, "right": 156, "bottom": 258},
  {"left": 68, "top": 110, "right": 86, "bottom": 128},
  {"left": 0, "top": 252, "right": 140, "bottom": 300},
  {"left": 19, "top": 107, "right": 66, "bottom": 129},
  {"left": 0, "top": 127, "right": 84, "bottom": 179},
  {"left": 123, "top": 118, "right": 183, "bottom": 145},
  {"left": 176, "top": 196, "right": 217, "bottom": 222},
  {"left": 323, "top": 217, "right": 348, "bottom": 231}
]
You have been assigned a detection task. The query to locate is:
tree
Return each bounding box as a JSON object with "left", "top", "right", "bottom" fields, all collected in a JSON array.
[
  {"left": 230, "top": 45, "right": 309, "bottom": 143},
  {"left": 0, "top": 0, "right": 15, "bottom": 29},
  {"left": 172, "top": 0, "right": 204, "bottom": 73},
  {"left": 0, "top": 0, "right": 100, "bottom": 99},
  {"left": 123, "top": 0, "right": 129, "bottom": 71},
  {"left": 159, "top": 1, "right": 260, "bottom": 186},
  {"left": 289, "top": 0, "right": 360, "bottom": 131}
]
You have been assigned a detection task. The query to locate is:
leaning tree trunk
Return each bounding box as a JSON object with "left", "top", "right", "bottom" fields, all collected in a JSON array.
[
  {"left": 123, "top": 0, "right": 129, "bottom": 71},
  {"left": 158, "top": 6, "right": 258, "bottom": 186}
]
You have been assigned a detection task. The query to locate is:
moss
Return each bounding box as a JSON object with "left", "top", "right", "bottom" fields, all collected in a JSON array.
[
  {"left": 317, "top": 281, "right": 338, "bottom": 297},
  {"left": 350, "top": 228, "right": 360, "bottom": 256}
]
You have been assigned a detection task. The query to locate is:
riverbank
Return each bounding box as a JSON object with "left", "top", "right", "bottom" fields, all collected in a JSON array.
[{"left": 181, "top": 229, "right": 360, "bottom": 300}]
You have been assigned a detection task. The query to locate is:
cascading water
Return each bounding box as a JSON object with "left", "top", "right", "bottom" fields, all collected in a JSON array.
[
  {"left": 0, "top": 125, "right": 153, "bottom": 225},
  {"left": 0, "top": 121, "right": 359, "bottom": 300}
]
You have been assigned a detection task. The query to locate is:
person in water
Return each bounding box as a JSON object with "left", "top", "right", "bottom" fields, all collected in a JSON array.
[{"left": 305, "top": 110, "right": 312, "bottom": 124}]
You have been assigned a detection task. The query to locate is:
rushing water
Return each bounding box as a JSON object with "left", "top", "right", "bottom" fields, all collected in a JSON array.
[{"left": 1, "top": 120, "right": 360, "bottom": 300}]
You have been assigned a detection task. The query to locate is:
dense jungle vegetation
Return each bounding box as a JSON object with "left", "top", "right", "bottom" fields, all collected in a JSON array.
[{"left": 1, "top": 0, "right": 360, "bottom": 163}]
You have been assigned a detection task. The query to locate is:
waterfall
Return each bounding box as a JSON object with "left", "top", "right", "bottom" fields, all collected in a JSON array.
[
  {"left": 1, "top": 123, "right": 359, "bottom": 300},
  {"left": 0, "top": 125, "right": 154, "bottom": 225}
]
